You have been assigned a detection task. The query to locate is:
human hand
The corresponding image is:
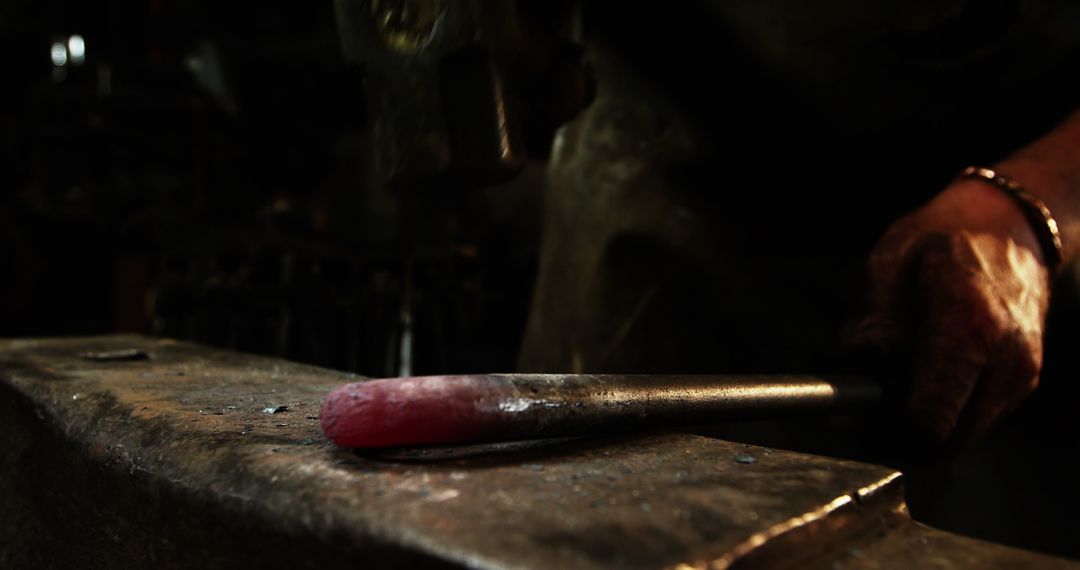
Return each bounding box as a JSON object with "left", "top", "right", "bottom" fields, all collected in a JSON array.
[{"left": 853, "top": 179, "right": 1052, "bottom": 446}]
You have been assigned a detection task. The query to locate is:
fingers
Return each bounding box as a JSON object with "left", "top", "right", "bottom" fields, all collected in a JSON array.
[
  {"left": 903, "top": 236, "right": 1046, "bottom": 446},
  {"left": 846, "top": 219, "right": 925, "bottom": 358},
  {"left": 907, "top": 305, "right": 993, "bottom": 444},
  {"left": 952, "top": 332, "right": 1042, "bottom": 445},
  {"left": 905, "top": 236, "right": 998, "bottom": 444}
]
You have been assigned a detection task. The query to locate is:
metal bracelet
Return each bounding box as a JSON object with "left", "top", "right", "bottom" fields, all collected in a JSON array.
[{"left": 958, "top": 166, "right": 1064, "bottom": 272}]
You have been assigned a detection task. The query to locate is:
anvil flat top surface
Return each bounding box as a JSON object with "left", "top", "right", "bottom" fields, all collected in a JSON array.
[{"left": 0, "top": 335, "right": 1072, "bottom": 569}]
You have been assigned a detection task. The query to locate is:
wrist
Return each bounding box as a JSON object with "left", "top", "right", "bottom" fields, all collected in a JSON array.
[
  {"left": 992, "top": 158, "right": 1075, "bottom": 266},
  {"left": 956, "top": 167, "right": 1063, "bottom": 272},
  {"left": 931, "top": 180, "right": 1047, "bottom": 267},
  {"left": 993, "top": 115, "right": 1080, "bottom": 264}
]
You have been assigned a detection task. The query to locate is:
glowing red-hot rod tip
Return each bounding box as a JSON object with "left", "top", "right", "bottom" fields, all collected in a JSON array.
[{"left": 320, "top": 375, "right": 514, "bottom": 448}]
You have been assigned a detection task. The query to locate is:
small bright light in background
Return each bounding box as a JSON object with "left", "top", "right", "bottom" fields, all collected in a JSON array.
[
  {"left": 50, "top": 42, "right": 67, "bottom": 66},
  {"left": 68, "top": 35, "right": 86, "bottom": 65}
]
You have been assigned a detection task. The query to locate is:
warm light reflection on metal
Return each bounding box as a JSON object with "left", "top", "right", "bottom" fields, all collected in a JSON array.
[
  {"left": 371, "top": 0, "right": 442, "bottom": 53},
  {"left": 673, "top": 470, "right": 905, "bottom": 569},
  {"left": 50, "top": 42, "right": 67, "bottom": 67},
  {"left": 492, "top": 72, "right": 512, "bottom": 160},
  {"left": 68, "top": 35, "right": 85, "bottom": 65},
  {"left": 679, "top": 495, "right": 855, "bottom": 570},
  {"left": 856, "top": 471, "right": 902, "bottom": 502},
  {"left": 409, "top": 373, "right": 882, "bottom": 443}
]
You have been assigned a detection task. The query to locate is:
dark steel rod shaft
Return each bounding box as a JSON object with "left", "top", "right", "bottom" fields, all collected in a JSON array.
[{"left": 483, "top": 374, "right": 882, "bottom": 439}]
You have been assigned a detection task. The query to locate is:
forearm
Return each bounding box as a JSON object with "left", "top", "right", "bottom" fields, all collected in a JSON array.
[{"left": 995, "top": 109, "right": 1080, "bottom": 265}]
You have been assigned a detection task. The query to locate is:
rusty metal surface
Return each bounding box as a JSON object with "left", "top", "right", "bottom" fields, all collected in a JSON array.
[{"left": 0, "top": 335, "right": 1073, "bottom": 569}]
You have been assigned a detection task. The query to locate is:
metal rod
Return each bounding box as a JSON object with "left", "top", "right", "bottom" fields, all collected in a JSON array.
[{"left": 321, "top": 373, "right": 884, "bottom": 448}]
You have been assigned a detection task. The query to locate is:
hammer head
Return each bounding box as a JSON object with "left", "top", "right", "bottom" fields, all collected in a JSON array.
[{"left": 333, "top": 0, "right": 591, "bottom": 190}]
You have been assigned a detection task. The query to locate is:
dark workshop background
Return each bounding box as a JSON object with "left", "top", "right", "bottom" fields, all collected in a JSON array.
[
  {"left": 1, "top": 0, "right": 1079, "bottom": 562},
  {"left": 0, "top": 0, "right": 544, "bottom": 378}
]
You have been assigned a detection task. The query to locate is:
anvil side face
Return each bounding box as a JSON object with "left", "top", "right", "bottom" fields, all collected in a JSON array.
[{"left": 0, "top": 335, "right": 1073, "bottom": 569}]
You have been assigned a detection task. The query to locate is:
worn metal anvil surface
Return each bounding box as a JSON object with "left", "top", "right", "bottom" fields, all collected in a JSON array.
[{"left": 0, "top": 335, "right": 1074, "bottom": 569}]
